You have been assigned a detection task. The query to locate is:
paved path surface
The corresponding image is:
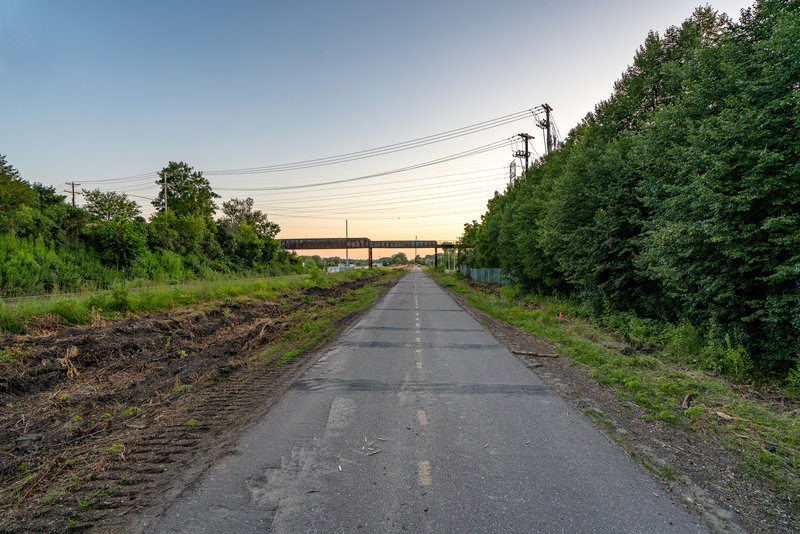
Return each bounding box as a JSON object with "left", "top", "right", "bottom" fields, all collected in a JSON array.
[{"left": 148, "top": 268, "right": 707, "bottom": 533}]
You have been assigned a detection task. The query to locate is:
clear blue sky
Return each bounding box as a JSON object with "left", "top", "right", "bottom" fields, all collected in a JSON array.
[{"left": 1, "top": 0, "right": 752, "bottom": 257}]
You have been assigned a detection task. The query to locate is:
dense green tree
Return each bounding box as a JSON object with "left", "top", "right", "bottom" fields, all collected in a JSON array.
[
  {"left": 32, "top": 183, "right": 66, "bottom": 209},
  {"left": 220, "top": 197, "right": 280, "bottom": 239},
  {"left": 93, "top": 218, "right": 147, "bottom": 270},
  {"left": 147, "top": 211, "right": 217, "bottom": 258},
  {"left": 636, "top": 0, "right": 800, "bottom": 370},
  {"left": 152, "top": 161, "right": 219, "bottom": 219},
  {"left": 0, "top": 155, "right": 35, "bottom": 212},
  {"left": 217, "top": 197, "right": 281, "bottom": 265},
  {"left": 391, "top": 252, "right": 408, "bottom": 265},
  {"left": 82, "top": 189, "right": 141, "bottom": 221},
  {"left": 456, "top": 1, "right": 799, "bottom": 374},
  {"left": 496, "top": 153, "right": 566, "bottom": 293}
]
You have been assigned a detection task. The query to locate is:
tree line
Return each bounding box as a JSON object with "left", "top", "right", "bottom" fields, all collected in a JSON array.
[
  {"left": 302, "top": 252, "right": 410, "bottom": 269},
  {"left": 459, "top": 1, "right": 799, "bottom": 376},
  {"left": 0, "top": 159, "right": 301, "bottom": 297}
]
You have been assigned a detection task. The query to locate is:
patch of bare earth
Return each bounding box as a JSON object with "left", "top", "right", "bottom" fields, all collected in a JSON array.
[
  {"left": 440, "top": 283, "right": 796, "bottom": 534},
  {"left": 0, "top": 275, "right": 394, "bottom": 533}
]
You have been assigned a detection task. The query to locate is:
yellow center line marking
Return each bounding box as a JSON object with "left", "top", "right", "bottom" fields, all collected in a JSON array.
[
  {"left": 416, "top": 337, "right": 421, "bottom": 342},
  {"left": 418, "top": 461, "right": 432, "bottom": 486},
  {"left": 416, "top": 361, "right": 422, "bottom": 369},
  {"left": 417, "top": 409, "right": 428, "bottom": 426},
  {"left": 415, "top": 349, "right": 422, "bottom": 354}
]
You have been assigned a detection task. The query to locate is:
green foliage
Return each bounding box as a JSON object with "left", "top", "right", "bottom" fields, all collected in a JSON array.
[
  {"left": 0, "top": 154, "right": 35, "bottom": 212},
  {"left": 121, "top": 406, "right": 140, "bottom": 418},
  {"left": 455, "top": 1, "right": 800, "bottom": 376},
  {"left": 0, "top": 155, "right": 294, "bottom": 299},
  {"left": 93, "top": 218, "right": 147, "bottom": 270},
  {"left": 82, "top": 189, "right": 141, "bottom": 221},
  {"left": 221, "top": 197, "right": 280, "bottom": 239},
  {"left": 390, "top": 252, "right": 408, "bottom": 265},
  {"left": 152, "top": 161, "right": 219, "bottom": 219},
  {"left": 786, "top": 361, "right": 800, "bottom": 391},
  {"left": 48, "top": 298, "right": 91, "bottom": 325}
]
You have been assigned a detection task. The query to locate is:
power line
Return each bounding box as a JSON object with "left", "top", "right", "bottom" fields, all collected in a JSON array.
[
  {"left": 270, "top": 205, "right": 491, "bottom": 221},
  {"left": 264, "top": 185, "right": 501, "bottom": 213},
  {"left": 55, "top": 107, "right": 545, "bottom": 186},
  {"left": 212, "top": 139, "right": 509, "bottom": 192},
  {"left": 79, "top": 173, "right": 157, "bottom": 185},
  {"left": 237, "top": 171, "right": 505, "bottom": 204},
  {"left": 204, "top": 109, "right": 535, "bottom": 176},
  {"left": 216, "top": 166, "right": 504, "bottom": 195},
  {"left": 264, "top": 188, "right": 499, "bottom": 216}
]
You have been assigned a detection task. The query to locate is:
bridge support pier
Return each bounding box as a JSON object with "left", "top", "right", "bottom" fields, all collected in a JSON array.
[
  {"left": 434, "top": 247, "right": 438, "bottom": 269},
  {"left": 368, "top": 247, "right": 373, "bottom": 268}
]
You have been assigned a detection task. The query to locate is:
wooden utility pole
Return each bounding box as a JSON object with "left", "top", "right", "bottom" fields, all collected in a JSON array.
[
  {"left": 67, "top": 182, "right": 80, "bottom": 207},
  {"left": 161, "top": 172, "right": 170, "bottom": 212},
  {"left": 516, "top": 133, "right": 535, "bottom": 172},
  {"left": 543, "top": 103, "right": 553, "bottom": 154}
]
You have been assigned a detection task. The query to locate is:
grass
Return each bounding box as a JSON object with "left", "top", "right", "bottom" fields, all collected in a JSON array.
[
  {"left": 0, "top": 274, "right": 307, "bottom": 333},
  {"left": 428, "top": 269, "right": 799, "bottom": 509}
]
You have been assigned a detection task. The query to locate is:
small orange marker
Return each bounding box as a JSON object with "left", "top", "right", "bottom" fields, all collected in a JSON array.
[{"left": 559, "top": 312, "right": 563, "bottom": 318}]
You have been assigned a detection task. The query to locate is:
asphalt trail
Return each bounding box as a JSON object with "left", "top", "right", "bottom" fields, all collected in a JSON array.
[{"left": 148, "top": 267, "right": 707, "bottom": 533}]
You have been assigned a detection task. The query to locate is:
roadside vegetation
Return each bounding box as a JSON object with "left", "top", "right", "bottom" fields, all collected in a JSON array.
[
  {"left": 0, "top": 158, "right": 304, "bottom": 300},
  {"left": 457, "top": 0, "right": 800, "bottom": 380},
  {"left": 429, "top": 269, "right": 799, "bottom": 521},
  {"left": 0, "top": 274, "right": 306, "bottom": 334}
]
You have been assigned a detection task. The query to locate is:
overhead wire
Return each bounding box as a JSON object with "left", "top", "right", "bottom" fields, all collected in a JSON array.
[
  {"left": 242, "top": 171, "right": 505, "bottom": 205},
  {"left": 264, "top": 189, "right": 499, "bottom": 216},
  {"left": 214, "top": 166, "right": 504, "bottom": 195},
  {"left": 203, "top": 109, "right": 534, "bottom": 176},
  {"left": 210, "top": 139, "right": 509, "bottom": 192},
  {"left": 270, "top": 204, "right": 491, "bottom": 221},
  {"left": 71, "top": 107, "right": 555, "bottom": 233},
  {"left": 77, "top": 109, "right": 533, "bottom": 185},
  {"left": 78, "top": 173, "right": 157, "bottom": 185}
]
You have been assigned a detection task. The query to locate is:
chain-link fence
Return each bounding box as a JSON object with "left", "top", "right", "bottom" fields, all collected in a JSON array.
[{"left": 458, "top": 265, "right": 507, "bottom": 284}]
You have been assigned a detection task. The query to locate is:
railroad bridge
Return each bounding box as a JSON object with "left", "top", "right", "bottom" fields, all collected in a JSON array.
[{"left": 279, "top": 238, "right": 454, "bottom": 268}]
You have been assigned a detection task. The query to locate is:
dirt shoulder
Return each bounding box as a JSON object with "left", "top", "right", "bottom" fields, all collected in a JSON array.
[
  {"left": 436, "top": 278, "right": 795, "bottom": 534},
  {"left": 0, "top": 272, "right": 401, "bottom": 533}
]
